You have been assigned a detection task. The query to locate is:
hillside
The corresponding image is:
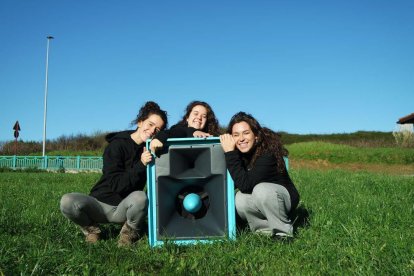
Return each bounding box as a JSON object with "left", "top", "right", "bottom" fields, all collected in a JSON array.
[{"left": 0, "top": 131, "right": 399, "bottom": 156}]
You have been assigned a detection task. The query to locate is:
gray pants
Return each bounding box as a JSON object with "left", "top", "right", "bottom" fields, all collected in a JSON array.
[
  {"left": 235, "top": 182, "right": 293, "bottom": 235},
  {"left": 60, "top": 191, "right": 148, "bottom": 230}
]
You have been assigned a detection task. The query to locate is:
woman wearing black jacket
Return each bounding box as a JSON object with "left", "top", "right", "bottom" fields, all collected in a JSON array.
[
  {"left": 220, "top": 112, "right": 300, "bottom": 238},
  {"left": 149, "top": 100, "right": 220, "bottom": 153},
  {"left": 60, "top": 102, "right": 168, "bottom": 246}
]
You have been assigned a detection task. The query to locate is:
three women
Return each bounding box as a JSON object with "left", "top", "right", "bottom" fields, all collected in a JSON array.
[{"left": 60, "top": 101, "right": 299, "bottom": 245}]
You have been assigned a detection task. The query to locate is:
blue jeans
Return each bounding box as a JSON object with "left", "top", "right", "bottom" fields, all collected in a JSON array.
[
  {"left": 235, "top": 182, "right": 293, "bottom": 235},
  {"left": 60, "top": 191, "right": 148, "bottom": 230}
]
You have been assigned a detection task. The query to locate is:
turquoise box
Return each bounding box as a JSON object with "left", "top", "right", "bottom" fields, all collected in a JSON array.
[{"left": 146, "top": 137, "right": 236, "bottom": 247}]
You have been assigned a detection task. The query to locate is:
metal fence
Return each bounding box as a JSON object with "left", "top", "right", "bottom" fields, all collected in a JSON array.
[
  {"left": 0, "top": 156, "right": 103, "bottom": 171},
  {"left": 0, "top": 155, "right": 288, "bottom": 172}
]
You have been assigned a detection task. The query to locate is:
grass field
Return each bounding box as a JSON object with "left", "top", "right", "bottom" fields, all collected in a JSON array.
[
  {"left": 286, "top": 142, "right": 414, "bottom": 165},
  {"left": 1, "top": 168, "right": 413, "bottom": 275}
]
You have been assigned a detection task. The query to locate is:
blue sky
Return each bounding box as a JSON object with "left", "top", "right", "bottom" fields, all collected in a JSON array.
[{"left": 1, "top": 0, "right": 413, "bottom": 142}]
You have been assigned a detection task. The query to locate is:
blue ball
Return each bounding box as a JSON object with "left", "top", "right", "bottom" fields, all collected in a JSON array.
[{"left": 183, "top": 193, "right": 202, "bottom": 213}]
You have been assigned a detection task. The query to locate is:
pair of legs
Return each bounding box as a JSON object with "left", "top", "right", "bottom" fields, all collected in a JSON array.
[
  {"left": 60, "top": 191, "right": 147, "bottom": 237},
  {"left": 236, "top": 182, "right": 293, "bottom": 236}
]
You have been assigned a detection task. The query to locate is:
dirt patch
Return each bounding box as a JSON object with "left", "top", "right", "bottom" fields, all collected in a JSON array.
[{"left": 290, "top": 159, "right": 414, "bottom": 175}]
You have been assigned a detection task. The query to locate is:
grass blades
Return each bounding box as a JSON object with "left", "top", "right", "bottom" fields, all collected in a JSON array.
[
  {"left": 287, "top": 141, "right": 414, "bottom": 165},
  {"left": 0, "top": 170, "right": 413, "bottom": 275}
]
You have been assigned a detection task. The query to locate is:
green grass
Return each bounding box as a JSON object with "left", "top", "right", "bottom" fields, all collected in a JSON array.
[
  {"left": 281, "top": 131, "right": 396, "bottom": 147},
  {"left": 1, "top": 170, "right": 413, "bottom": 275},
  {"left": 287, "top": 141, "right": 414, "bottom": 165}
]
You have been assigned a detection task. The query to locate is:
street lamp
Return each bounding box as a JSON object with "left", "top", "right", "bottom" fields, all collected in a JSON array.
[{"left": 42, "top": 35, "right": 54, "bottom": 157}]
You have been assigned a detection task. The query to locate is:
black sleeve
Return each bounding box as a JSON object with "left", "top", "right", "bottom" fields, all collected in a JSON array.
[
  {"left": 154, "top": 124, "right": 197, "bottom": 144},
  {"left": 102, "top": 140, "right": 147, "bottom": 193},
  {"left": 224, "top": 151, "right": 277, "bottom": 193}
]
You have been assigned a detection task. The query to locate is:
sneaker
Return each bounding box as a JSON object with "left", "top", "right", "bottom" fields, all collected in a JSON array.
[
  {"left": 255, "top": 229, "right": 274, "bottom": 236},
  {"left": 255, "top": 229, "right": 293, "bottom": 241},
  {"left": 118, "top": 222, "right": 139, "bottom": 247},
  {"left": 80, "top": 225, "right": 101, "bottom": 244},
  {"left": 272, "top": 231, "right": 294, "bottom": 242}
]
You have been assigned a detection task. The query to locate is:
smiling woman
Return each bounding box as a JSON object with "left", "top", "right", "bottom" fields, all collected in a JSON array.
[
  {"left": 220, "top": 112, "right": 300, "bottom": 239},
  {"left": 59, "top": 101, "right": 168, "bottom": 247},
  {"left": 186, "top": 104, "right": 208, "bottom": 130},
  {"left": 131, "top": 114, "right": 165, "bottom": 144},
  {"left": 149, "top": 100, "right": 221, "bottom": 153}
]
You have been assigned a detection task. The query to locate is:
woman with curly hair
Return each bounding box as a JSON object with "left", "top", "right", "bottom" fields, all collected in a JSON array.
[
  {"left": 60, "top": 101, "right": 168, "bottom": 246},
  {"left": 220, "top": 112, "right": 300, "bottom": 238},
  {"left": 150, "top": 100, "right": 220, "bottom": 153}
]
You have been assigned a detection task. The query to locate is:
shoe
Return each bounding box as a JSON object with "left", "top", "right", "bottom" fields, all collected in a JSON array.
[
  {"left": 81, "top": 225, "right": 101, "bottom": 244},
  {"left": 272, "top": 230, "right": 294, "bottom": 242},
  {"left": 118, "top": 222, "right": 139, "bottom": 247},
  {"left": 255, "top": 229, "right": 293, "bottom": 242},
  {"left": 255, "top": 229, "right": 274, "bottom": 236}
]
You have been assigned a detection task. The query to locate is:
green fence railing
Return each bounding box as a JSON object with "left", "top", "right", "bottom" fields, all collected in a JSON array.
[
  {"left": 0, "top": 155, "right": 288, "bottom": 172},
  {"left": 0, "top": 156, "right": 103, "bottom": 171}
]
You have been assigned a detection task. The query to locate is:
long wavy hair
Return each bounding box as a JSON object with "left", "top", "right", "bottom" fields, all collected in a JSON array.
[
  {"left": 131, "top": 101, "right": 168, "bottom": 130},
  {"left": 176, "top": 101, "right": 220, "bottom": 135},
  {"left": 227, "top": 112, "right": 288, "bottom": 173}
]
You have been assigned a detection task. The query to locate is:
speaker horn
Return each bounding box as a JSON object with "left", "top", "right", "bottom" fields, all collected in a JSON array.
[{"left": 146, "top": 137, "right": 236, "bottom": 247}]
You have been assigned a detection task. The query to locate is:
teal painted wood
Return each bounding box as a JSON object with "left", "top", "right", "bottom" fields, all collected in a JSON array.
[
  {"left": 43, "top": 155, "right": 48, "bottom": 169},
  {"left": 0, "top": 156, "right": 103, "bottom": 171},
  {"left": 284, "top": 156, "right": 289, "bottom": 171},
  {"left": 147, "top": 137, "right": 237, "bottom": 247}
]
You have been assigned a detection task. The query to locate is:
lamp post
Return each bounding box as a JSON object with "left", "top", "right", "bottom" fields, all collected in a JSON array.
[{"left": 42, "top": 35, "right": 54, "bottom": 157}]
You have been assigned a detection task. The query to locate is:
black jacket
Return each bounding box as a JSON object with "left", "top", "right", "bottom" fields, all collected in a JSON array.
[
  {"left": 154, "top": 123, "right": 197, "bottom": 144},
  {"left": 89, "top": 130, "right": 147, "bottom": 205},
  {"left": 224, "top": 150, "right": 300, "bottom": 210}
]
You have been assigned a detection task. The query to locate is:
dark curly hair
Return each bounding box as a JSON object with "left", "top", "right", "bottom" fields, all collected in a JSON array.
[
  {"left": 227, "top": 112, "right": 288, "bottom": 173},
  {"left": 176, "top": 100, "right": 220, "bottom": 135},
  {"left": 131, "top": 101, "right": 168, "bottom": 130}
]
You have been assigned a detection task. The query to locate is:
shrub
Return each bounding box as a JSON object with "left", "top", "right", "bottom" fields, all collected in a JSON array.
[
  {"left": 392, "top": 124, "right": 414, "bottom": 148},
  {"left": 0, "top": 131, "right": 108, "bottom": 155}
]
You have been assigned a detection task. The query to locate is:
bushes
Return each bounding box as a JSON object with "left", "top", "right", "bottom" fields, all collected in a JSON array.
[
  {"left": 0, "top": 130, "right": 402, "bottom": 156},
  {"left": 0, "top": 132, "right": 108, "bottom": 156},
  {"left": 393, "top": 124, "right": 414, "bottom": 148}
]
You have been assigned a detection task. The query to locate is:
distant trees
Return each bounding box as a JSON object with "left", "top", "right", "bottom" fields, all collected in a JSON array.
[{"left": 0, "top": 132, "right": 108, "bottom": 155}]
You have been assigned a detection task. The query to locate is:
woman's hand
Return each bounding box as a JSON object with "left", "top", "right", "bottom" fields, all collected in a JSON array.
[
  {"left": 141, "top": 147, "right": 153, "bottom": 166},
  {"left": 220, "top": 134, "right": 236, "bottom": 152},
  {"left": 193, "top": 131, "right": 212, "bottom": 138},
  {"left": 149, "top": 138, "right": 164, "bottom": 154}
]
